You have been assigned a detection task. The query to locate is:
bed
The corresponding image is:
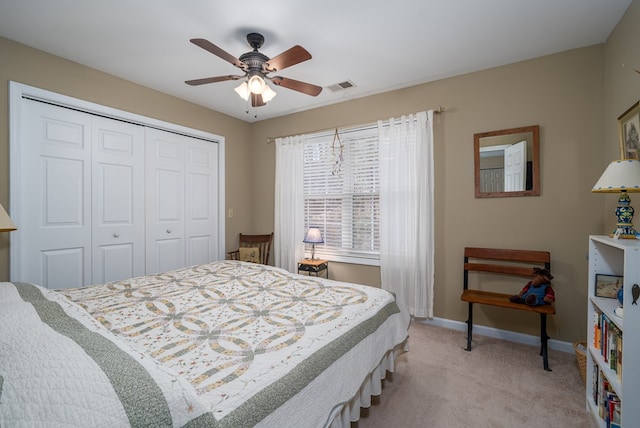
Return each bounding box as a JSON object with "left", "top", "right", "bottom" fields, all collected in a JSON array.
[{"left": 0, "top": 260, "right": 409, "bottom": 427}]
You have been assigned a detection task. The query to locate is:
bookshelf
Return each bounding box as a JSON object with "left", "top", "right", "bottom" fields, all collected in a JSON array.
[{"left": 587, "top": 235, "right": 640, "bottom": 427}]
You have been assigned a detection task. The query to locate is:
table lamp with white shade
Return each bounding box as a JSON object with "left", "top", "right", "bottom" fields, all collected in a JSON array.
[
  {"left": 592, "top": 159, "right": 640, "bottom": 238},
  {"left": 0, "top": 203, "right": 16, "bottom": 232},
  {"left": 303, "top": 227, "right": 324, "bottom": 260}
]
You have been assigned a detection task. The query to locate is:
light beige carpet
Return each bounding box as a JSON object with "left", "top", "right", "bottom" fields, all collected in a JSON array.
[{"left": 355, "top": 321, "right": 595, "bottom": 428}]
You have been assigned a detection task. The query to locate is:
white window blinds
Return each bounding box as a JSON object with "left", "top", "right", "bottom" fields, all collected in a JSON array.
[{"left": 303, "top": 126, "right": 380, "bottom": 263}]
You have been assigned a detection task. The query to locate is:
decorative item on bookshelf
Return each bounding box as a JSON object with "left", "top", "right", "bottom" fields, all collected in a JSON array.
[
  {"left": 632, "top": 283, "right": 640, "bottom": 305},
  {"left": 615, "top": 287, "right": 624, "bottom": 317},
  {"left": 595, "top": 274, "right": 623, "bottom": 298},
  {"left": 617, "top": 287, "right": 624, "bottom": 306}
]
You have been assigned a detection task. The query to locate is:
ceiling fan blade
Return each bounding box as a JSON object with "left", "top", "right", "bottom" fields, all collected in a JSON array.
[
  {"left": 265, "top": 45, "right": 311, "bottom": 72},
  {"left": 251, "top": 93, "right": 266, "bottom": 107},
  {"left": 190, "top": 38, "right": 246, "bottom": 70},
  {"left": 185, "top": 75, "right": 244, "bottom": 86},
  {"left": 271, "top": 76, "right": 322, "bottom": 96}
]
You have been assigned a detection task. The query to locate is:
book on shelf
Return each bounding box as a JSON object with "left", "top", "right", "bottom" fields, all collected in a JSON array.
[
  {"left": 606, "top": 392, "right": 621, "bottom": 428},
  {"left": 598, "top": 373, "right": 610, "bottom": 419},
  {"left": 593, "top": 311, "right": 623, "bottom": 379},
  {"left": 602, "top": 314, "right": 608, "bottom": 362},
  {"left": 592, "top": 362, "right": 599, "bottom": 405},
  {"left": 617, "top": 337, "right": 622, "bottom": 378},
  {"left": 592, "top": 367, "right": 621, "bottom": 427}
]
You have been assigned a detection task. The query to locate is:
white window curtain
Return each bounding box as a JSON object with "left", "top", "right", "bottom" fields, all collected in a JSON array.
[
  {"left": 377, "top": 110, "right": 434, "bottom": 318},
  {"left": 274, "top": 135, "right": 306, "bottom": 272}
]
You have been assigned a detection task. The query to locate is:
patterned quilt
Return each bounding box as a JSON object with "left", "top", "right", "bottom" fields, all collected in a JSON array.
[{"left": 1, "top": 261, "right": 409, "bottom": 427}]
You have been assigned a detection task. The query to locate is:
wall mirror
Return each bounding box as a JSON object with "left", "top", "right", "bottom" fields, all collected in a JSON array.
[{"left": 474, "top": 125, "right": 540, "bottom": 198}]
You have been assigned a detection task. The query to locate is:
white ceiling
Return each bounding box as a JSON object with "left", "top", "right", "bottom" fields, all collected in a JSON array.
[{"left": 0, "top": 0, "right": 632, "bottom": 123}]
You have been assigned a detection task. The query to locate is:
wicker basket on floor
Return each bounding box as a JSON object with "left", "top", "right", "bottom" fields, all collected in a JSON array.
[{"left": 573, "top": 341, "right": 587, "bottom": 385}]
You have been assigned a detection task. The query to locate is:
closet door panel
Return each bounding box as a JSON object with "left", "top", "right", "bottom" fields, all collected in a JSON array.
[
  {"left": 19, "top": 100, "right": 92, "bottom": 288},
  {"left": 146, "top": 129, "right": 219, "bottom": 273},
  {"left": 187, "top": 173, "right": 212, "bottom": 265},
  {"left": 43, "top": 157, "right": 85, "bottom": 225},
  {"left": 145, "top": 128, "right": 185, "bottom": 274},
  {"left": 156, "top": 239, "right": 183, "bottom": 272},
  {"left": 91, "top": 117, "right": 145, "bottom": 284},
  {"left": 185, "top": 139, "right": 219, "bottom": 265},
  {"left": 42, "top": 248, "right": 85, "bottom": 287},
  {"left": 151, "top": 167, "right": 184, "bottom": 273}
]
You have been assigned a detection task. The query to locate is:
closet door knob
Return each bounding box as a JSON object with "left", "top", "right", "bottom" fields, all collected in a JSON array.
[
  {"left": 113, "top": 233, "right": 120, "bottom": 238},
  {"left": 166, "top": 229, "right": 172, "bottom": 234}
]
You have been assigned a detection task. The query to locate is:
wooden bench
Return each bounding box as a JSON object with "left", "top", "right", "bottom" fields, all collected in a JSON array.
[{"left": 460, "top": 247, "right": 555, "bottom": 371}]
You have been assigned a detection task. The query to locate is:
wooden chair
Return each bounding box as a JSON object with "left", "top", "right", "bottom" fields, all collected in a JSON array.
[{"left": 227, "top": 233, "right": 273, "bottom": 265}]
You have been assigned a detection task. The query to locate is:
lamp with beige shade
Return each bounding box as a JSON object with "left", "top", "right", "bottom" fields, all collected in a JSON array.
[
  {"left": 0, "top": 203, "right": 16, "bottom": 232},
  {"left": 592, "top": 159, "right": 640, "bottom": 238}
]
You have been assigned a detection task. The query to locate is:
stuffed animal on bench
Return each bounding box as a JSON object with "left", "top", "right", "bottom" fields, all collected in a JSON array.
[{"left": 509, "top": 267, "right": 555, "bottom": 306}]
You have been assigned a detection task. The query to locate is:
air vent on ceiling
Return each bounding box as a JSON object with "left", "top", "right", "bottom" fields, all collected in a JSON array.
[{"left": 327, "top": 80, "right": 357, "bottom": 92}]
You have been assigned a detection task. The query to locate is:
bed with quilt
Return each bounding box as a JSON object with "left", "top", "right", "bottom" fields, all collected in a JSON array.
[{"left": 0, "top": 260, "right": 409, "bottom": 427}]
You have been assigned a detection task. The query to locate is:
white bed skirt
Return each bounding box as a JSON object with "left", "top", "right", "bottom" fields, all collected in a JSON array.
[{"left": 328, "top": 339, "right": 409, "bottom": 428}]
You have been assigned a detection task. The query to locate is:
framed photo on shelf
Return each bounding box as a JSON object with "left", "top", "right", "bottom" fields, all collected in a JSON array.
[
  {"left": 595, "top": 274, "right": 623, "bottom": 298},
  {"left": 618, "top": 100, "right": 640, "bottom": 160}
]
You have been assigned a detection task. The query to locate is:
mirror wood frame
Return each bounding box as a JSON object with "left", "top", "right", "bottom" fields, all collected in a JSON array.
[{"left": 474, "top": 125, "right": 540, "bottom": 198}]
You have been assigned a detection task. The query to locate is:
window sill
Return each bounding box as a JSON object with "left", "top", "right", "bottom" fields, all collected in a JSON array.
[{"left": 306, "top": 252, "right": 380, "bottom": 267}]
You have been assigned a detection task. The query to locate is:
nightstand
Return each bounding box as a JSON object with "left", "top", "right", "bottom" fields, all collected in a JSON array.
[{"left": 298, "top": 259, "right": 329, "bottom": 279}]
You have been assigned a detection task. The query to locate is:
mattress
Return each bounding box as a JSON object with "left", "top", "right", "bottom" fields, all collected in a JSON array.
[{"left": 0, "top": 260, "right": 409, "bottom": 427}]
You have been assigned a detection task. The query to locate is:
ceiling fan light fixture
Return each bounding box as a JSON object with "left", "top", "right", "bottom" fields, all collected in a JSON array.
[
  {"left": 248, "top": 74, "right": 266, "bottom": 94},
  {"left": 234, "top": 81, "right": 250, "bottom": 100},
  {"left": 261, "top": 84, "right": 277, "bottom": 102},
  {"left": 187, "top": 33, "right": 320, "bottom": 109}
]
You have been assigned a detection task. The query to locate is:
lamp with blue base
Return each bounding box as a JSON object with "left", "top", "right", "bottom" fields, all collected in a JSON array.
[{"left": 592, "top": 159, "right": 640, "bottom": 239}]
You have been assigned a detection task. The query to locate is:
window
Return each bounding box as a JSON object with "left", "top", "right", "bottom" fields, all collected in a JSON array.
[{"left": 303, "top": 126, "right": 380, "bottom": 265}]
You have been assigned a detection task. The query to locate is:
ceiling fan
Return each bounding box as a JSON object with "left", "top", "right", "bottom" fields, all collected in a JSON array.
[{"left": 185, "top": 32, "right": 322, "bottom": 107}]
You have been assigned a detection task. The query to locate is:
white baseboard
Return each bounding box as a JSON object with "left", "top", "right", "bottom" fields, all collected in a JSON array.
[{"left": 415, "top": 316, "right": 575, "bottom": 354}]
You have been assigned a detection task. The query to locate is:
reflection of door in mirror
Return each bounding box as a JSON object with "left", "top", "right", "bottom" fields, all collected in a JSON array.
[
  {"left": 479, "top": 144, "right": 507, "bottom": 192},
  {"left": 474, "top": 125, "right": 540, "bottom": 198},
  {"left": 504, "top": 141, "right": 526, "bottom": 191},
  {"left": 478, "top": 141, "right": 527, "bottom": 192}
]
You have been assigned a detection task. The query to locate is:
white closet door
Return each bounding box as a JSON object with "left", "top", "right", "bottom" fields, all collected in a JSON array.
[
  {"left": 91, "top": 117, "right": 145, "bottom": 284},
  {"left": 185, "top": 138, "right": 219, "bottom": 266},
  {"left": 145, "top": 128, "right": 219, "bottom": 274},
  {"left": 11, "top": 83, "right": 225, "bottom": 287},
  {"left": 17, "top": 101, "right": 146, "bottom": 288},
  {"left": 145, "top": 128, "right": 186, "bottom": 274},
  {"left": 18, "top": 100, "right": 92, "bottom": 288}
]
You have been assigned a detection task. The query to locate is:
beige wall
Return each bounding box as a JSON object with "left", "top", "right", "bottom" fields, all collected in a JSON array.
[
  {"left": 0, "top": 36, "right": 254, "bottom": 280},
  {"left": 249, "top": 0, "right": 640, "bottom": 344},
  {"left": 1, "top": 1, "right": 638, "bottom": 344},
  {"left": 604, "top": 1, "right": 640, "bottom": 224},
  {"left": 251, "top": 46, "right": 605, "bottom": 342}
]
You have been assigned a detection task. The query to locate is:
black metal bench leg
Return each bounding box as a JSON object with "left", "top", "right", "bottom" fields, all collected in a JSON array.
[
  {"left": 540, "top": 313, "right": 551, "bottom": 371},
  {"left": 465, "top": 302, "right": 473, "bottom": 351}
]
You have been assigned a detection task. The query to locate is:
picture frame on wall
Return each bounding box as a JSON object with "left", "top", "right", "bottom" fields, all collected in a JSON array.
[
  {"left": 595, "top": 274, "right": 623, "bottom": 299},
  {"left": 618, "top": 100, "right": 640, "bottom": 160}
]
